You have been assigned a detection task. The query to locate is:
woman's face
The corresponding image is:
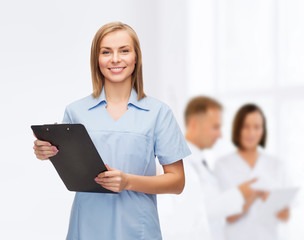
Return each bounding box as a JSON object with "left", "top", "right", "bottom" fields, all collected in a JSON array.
[
  {"left": 240, "top": 111, "right": 264, "bottom": 151},
  {"left": 98, "top": 30, "right": 136, "bottom": 84}
]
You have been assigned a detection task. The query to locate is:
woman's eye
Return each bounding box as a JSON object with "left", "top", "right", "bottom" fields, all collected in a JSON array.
[
  {"left": 255, "top": 125, "right": 262, "bottom": 130},
  {"left": 102, "top": 51, "right": 110, "bottom": 55},
  {"left": 121, "top": 49, "right": 129, "bottom": 53}
]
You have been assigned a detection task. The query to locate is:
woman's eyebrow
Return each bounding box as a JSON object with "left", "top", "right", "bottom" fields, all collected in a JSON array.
[
  {"left": 100, "top": 45, "right": 131, "bottom": 49},
  {"left": 119, "top": 45, "right": 131, "bottom": 49}
]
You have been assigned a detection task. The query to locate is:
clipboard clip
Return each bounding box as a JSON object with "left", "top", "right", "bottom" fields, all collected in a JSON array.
[{"left": 43, "top": 122, "right": 70, "bottom": 131}]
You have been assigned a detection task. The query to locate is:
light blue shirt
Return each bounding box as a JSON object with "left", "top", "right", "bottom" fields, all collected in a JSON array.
[{"left": 63, "top": 87, "right": 191, "bottom": 240}]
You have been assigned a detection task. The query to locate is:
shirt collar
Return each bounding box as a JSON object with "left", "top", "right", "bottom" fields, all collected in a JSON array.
[{"left": 88, "top": 87, "right": 149, "bottom": 111}]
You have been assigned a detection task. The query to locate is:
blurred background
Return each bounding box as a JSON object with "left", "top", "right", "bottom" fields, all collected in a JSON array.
[{"left": 0, "top": 0, "right": 303, "bottom": 239}]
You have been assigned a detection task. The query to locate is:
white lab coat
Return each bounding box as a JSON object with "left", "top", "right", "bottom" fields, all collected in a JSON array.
[
  {"left": 158, "top": 141, "right": 244, "bottom": 240},
  {"left": 214, "top": 151, "right": 290, "bottom": 240}
]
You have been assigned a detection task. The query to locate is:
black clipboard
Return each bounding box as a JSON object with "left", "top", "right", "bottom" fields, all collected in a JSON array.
[{"left": 31, "top": 123, "right": 115, "bottom": 193}]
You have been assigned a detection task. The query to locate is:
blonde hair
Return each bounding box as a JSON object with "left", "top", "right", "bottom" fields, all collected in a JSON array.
[{"left": 90, "top": 22, "right": 146, "bottom": 100}]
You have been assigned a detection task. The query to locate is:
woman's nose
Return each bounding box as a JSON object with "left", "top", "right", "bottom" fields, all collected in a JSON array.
[{"left": 112, "top": 51, "right": 121, "bottom": 63}]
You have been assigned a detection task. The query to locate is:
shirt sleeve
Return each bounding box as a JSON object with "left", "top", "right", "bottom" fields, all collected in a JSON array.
[
  {"left": 154, "top": 104, "right": 191, "bottom": 165},
  {"left": 62, "top": 106, "right": 73, "bottom": 123}
]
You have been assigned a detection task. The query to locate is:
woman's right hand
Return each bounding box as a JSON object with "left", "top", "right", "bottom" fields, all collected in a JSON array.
[{"left": 33, "top": 138, "right": 58, "bottom": 160}]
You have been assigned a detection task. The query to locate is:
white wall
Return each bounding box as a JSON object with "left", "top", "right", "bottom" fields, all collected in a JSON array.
[
  {"left": 187, "top": 0, "right": 304, "bottom": 239},
  {"left": 155, "top": 0, "right": 189, "bottom": 128},
  {"left": 0, "top": 1, "right": 167, "bottom": 239}
]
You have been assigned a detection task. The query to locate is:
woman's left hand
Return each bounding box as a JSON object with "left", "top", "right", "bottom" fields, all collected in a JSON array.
[
  {"left": 95, "top": 165, "right": 129, "bottom": 193},
  {"left": 276, "top": 207, "right": 290, "bottom": 222}
]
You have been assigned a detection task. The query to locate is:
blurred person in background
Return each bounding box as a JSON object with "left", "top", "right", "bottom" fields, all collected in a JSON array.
[
  {"left": 158, "top": 96, "right": 257, "bottom": 240},
  {"left": 214, "top": 103, "right": 291, "bottom": 240}
]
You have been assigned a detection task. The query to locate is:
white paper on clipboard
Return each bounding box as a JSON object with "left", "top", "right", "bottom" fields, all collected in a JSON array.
[{"left": 254, "top": 187, "right": 299, "bottom": 226}]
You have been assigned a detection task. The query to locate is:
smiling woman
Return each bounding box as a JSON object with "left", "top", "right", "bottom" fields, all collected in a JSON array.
[{"left": 32, "top": 22, "right": 191, "bottom": 240}]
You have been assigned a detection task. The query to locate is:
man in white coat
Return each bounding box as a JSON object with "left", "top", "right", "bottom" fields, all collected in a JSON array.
[{"left": 158, "top": 96, "right": 257, "bottom": 240}]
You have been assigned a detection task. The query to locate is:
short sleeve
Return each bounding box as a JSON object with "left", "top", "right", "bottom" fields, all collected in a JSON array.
[
  {"left": 62, "top": 106, "right": 73, "bottom": 123},
  {"left": 154, "top": 104, "right": 191, "bottom": 165}
]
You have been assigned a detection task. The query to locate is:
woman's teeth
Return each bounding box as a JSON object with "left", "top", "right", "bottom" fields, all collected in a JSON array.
[{"left": 110, "top": 67, "right": 124, "bottom": 73}]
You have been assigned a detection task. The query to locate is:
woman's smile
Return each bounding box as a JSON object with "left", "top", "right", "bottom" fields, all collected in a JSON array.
[{"left": 108, "top": 67, "right": 126, "bottom": 73}]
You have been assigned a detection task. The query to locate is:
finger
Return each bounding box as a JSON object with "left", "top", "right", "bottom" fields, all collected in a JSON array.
[
  {"left": 35, "top": 150, "right": 57, "bottom": 157},
  {"left": 98, "top": 170, "right": 118, "bottom": 178},
  {"left": 95, "top": 177, "right": 108, "bottom": 183},
  {"left": 105, "top": 164, "right": 115, "bottom": 171},
  {"left": 95, "top": 175, "right": 118, "bottom": 183},
  {"left": 257, "top": 190, "right": 268, "bottom": 196},
  {"left": 95, "top": 175, "right": 114, "bottom": 182},
  {"left": 34, "top": 146, "right": 58, "bottom": 154},
  {"left": 35, "top": 150, "right": 58, "bottom": 158},
  {"left": 251, "top": 178, "right": 258, "bottom": 183},
  {"left": 95, "top": 179, "right": 112, "bottom": 187},
  {"left": 98, "top": 176, "right": 121, "bottom": 184},
  {"left": 34, "top": 145, "right": 58, "bottom": 152},
  {"left": 97, "top": 172, "right": 107, "bottom": 178},
  {"left": 105, "top": 164, "right": 111, "bottom": 171},
  {"left": 97, "top": 168, "right": 112, "bottom": 178},
  {"left": 34, "top": 139, "right": 52, "bottom": 147},
  {"left": 39, "top": 146, "right": 58, "bottom": 152},
  {"left": 248, "top": 178, "right": 258, "bottom": 184}
]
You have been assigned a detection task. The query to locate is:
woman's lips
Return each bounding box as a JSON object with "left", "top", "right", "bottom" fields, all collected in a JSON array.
[{"left": 109, "top": 67, "right": 125, "bottom": 73}]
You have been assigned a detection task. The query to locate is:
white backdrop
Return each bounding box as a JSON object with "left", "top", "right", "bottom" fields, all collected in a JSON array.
[
  {"left": 187, "top": 1, "right": 304, "bottom": 239},
  {"left": 0, "top": 0, "right": 303, "bottom": 239},
  {"left": 0, "top": 0, "right": 188, "bottom": 239}
]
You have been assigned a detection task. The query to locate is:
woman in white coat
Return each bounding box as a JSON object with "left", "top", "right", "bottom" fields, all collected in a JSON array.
[{"left": 214, "top": 104, "right": 290, "bottom": 240}]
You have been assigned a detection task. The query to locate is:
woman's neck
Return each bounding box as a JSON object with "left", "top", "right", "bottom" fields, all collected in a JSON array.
[
  {"left": 238, "top": 148, "right": 259, "bottom": 168},
  {"left": 104, "top": 79, "right": 132, "bottom": 105}
]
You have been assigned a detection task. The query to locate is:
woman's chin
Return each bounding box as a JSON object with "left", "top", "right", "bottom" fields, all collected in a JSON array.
[
  {"left": 242, "top": 145, "right": 258, "bottom": 151},
  {"left": 105, "top": 77, "right": 132, "bottom": 84}
]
